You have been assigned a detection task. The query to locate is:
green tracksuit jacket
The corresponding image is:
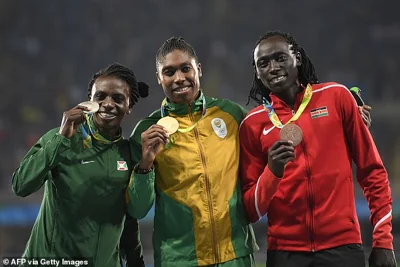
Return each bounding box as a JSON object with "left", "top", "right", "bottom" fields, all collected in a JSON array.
[
  {"left": 12, "top": 126, "right": 144, "bottom": 267},
  {"left": 126, "top": 93, "right": 259, "bottom": 267}
]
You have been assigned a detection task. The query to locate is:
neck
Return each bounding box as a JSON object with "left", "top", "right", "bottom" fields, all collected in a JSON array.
[
  {"left": 92, "top": 118, "right": 120, "bottom": 140},
  {"left": 274, "top": 84, "right": 301, "bottom": 108}
]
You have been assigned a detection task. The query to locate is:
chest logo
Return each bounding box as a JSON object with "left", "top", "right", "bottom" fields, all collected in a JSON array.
[
  {"left": 117, "top": 161, "right": 128, "bottom": 171},
  {"left": 211, "top": 118, "right": 227, "bottom": 139},
  {"left": 310, "top": 106, "right": 328, "bottom": 119}
]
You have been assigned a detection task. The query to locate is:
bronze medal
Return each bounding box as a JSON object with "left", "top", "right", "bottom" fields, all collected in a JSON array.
[{"left": 280, "top": 124, "right": 303, "bottom": 146}]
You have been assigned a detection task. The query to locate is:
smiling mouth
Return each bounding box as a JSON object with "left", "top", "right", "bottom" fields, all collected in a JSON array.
[
  {"left": 173, "top": 86, "right": 191, "bottom": 94},
  {"left": 270, "top": 75, "right": 287, "bottom": 83},
  {"left": 98, "top": 112, "right": 117, "bottom": 120}
]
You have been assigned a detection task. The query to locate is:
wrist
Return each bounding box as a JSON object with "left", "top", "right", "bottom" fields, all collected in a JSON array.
[
  {"left": 268, "top": 165, "right": 284, "bottom": 178},
  {"left": 135, "top": 162, "right": 153, "bottom": 174},
  {"left": 138, "top": 159, "right": 153, "bottom": 170}
]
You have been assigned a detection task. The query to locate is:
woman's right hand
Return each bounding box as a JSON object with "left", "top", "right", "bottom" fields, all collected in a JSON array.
[
  {"left": 139, "top": 125, "right": 169, "bottom": 169},
  {"left": 59, "top": 105, "right": 89, "bottom": 139}
]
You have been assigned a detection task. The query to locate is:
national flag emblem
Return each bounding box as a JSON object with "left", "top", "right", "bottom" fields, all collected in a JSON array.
[
  {"left": 117, "top": 161, "right": 128, "bottom": 171},
  {"left": 310, "top": 106, "right": 329, "bottom": 119}
]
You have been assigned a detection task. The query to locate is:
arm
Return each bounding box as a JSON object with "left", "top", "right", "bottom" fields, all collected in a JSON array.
[
  {"left": 119, "top": 213, "right": 145, "bottom": 267},
  {"left": 239, "top": 121, "right": 281, "bottom": 223},
  {"left": 126, "top": 123, "right": 156, "bottom": 219},
  {"left": 340, "top": 87, "right": 393, "bottom": 250},
  {"left": 12, "top": 130, "right": 70, "bottom": 197}
]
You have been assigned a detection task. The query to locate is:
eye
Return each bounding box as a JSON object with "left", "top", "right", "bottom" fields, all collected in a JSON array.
[
  {"left": 278, "top": 54, "right": 287, "bottom": 61},
  {"left": 93, "top": 92, "right": 105, "bottom": 100},
  {"left": 163, "top": 69, "right": 175, "bottom": 76},
  {"left": 258, "top": 60, "right": 268, "bottom": 68},
  {"left": 182, "top": 66, "right": 191, "bottom": 72}
]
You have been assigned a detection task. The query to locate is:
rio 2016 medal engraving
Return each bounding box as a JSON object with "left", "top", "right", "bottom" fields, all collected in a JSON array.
[{"left": 279, "top": 124, "right": 303, "bottom": 146}]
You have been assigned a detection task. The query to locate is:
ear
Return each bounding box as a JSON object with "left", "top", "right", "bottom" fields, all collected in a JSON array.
[
  {"left": 156, "top": 72, "right": 161, "bottom": 85},
  {"left": 197, "top": 63, "right": 202, "bottom": 77},
  {"left": 296, "top": 52, "right": 302, "bottom": 67}
]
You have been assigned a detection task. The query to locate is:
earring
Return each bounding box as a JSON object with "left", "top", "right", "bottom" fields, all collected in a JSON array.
[{"left": 127, "top": 110, "right": 131, "bottom": 114}]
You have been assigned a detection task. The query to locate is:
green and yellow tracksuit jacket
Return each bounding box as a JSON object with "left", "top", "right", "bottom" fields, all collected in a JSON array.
[
  {"left": 127, "top": 93, "right": 259, "bottom": 266},
  {"left": 12, "top": 126, "right": 144, "bottom": 267}
]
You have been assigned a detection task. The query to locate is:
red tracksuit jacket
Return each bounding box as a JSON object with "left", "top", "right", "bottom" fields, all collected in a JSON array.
[{"left": 240, "top": 82, "right": 393, "bottom": 252}]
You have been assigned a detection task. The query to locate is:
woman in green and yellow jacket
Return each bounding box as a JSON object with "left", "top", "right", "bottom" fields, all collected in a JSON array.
[{"left": 126, "top": 37, "right": 258, "bottom": 267}]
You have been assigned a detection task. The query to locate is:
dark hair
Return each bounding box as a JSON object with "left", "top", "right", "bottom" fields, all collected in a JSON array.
[
  {"left": 156, "top": 37, "right": 199, "bottom": 70},
  {"left": 87, "top": 63, "right": 149, "bottom": 109},
  {"left": 248, "top": 31, "right": 318, "bottom": 105}
]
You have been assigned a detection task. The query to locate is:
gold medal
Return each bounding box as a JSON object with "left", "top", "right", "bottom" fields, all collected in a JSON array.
[
  {"left": 79, "top": 101, "right": 99, "bottom": 114},
  {"left": 280, "top": 124, "right": 303, "bottom": 146},
  {"left": 157, "top": 116, "right": 179, "bottom": 135}
]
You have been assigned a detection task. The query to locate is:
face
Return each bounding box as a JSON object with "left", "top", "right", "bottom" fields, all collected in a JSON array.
[
  {"left": 156, "top": 50, "right": 202, "bottom": 104},
  {"left": 90, "top": 76, "right": 130, "bottom": 133},
  {"left": 254, "top": 36, "right": 300, "bottom": 94}
]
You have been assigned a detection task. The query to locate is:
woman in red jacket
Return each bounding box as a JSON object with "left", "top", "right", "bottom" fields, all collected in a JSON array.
[{"left": 240, "top": 31, "right": 396, "bottom": 267}]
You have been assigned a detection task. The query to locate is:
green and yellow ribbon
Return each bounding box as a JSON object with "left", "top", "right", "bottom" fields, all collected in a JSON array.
[
  {"left": 262, "top": 84, "right": 313, "bottom": 128},
  {"left": 81, "top": 114, "right": 122, "bottom": 149}
]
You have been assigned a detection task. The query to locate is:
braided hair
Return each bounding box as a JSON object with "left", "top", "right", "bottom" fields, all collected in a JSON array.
[
  {"left": 156, "top": 37, "right": 199, "bottom": 69},
  {"left": 248, "top": 31, "right": 318, "bottom": 105},
  {"left": 87, "top": 63, "right": 149, "bottom": 109}
]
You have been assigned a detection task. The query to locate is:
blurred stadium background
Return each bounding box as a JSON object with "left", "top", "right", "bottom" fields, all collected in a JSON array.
[{"left": 0, "top": 1, "right": 399, "bottom": 266}]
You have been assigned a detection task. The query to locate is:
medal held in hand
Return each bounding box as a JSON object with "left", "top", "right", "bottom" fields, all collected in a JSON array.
[
  {"left": 79, "top": 101, "right": 99, "bottom": 114},
  {"left": 279, "top": 124, "right": 303, "bottom": 146},
  {"left": 157, "top": 116, "right": 179, "bottom": 135},
  {"left": 263, "top": 84, "right": 313, "bottom": 146},
  {"left": 157, "top": 116, "right": 179, "bottom": 149}
]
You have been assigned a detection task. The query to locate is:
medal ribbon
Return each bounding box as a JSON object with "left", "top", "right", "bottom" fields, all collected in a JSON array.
[
  {"left": 160, "top": 93, "right": 207, "bottom": 133},
  {"left": 81, "top": 114, "right": 122, "bottom": 149},
  {"left": 262, "top": 84, "right": 313, "bottom": 128}
]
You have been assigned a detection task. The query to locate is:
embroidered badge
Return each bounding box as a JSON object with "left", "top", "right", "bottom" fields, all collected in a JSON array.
[
  {"left": 310, "top": 106, "right": 328, "bottom": 119},
  {"left": 117, "top": 161, "right": 128, "bottom": 171},
  {"left": 211, "top": 118, "right": 227, "bottom": 138}
]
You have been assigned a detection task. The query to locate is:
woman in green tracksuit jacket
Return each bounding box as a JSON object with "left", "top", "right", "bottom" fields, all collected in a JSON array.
[
  {"left": 126, "top": 37, "right": 258, "bottom": 267},
  {"left": 12, "top": 63, "right": 148, "bottom": 267}
]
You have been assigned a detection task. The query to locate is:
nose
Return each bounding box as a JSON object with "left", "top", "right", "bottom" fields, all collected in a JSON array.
[
  {"left": 174, "top": 70, "right": 185, "bottom": 84},
  {"left": 269, "top": 60, "right": 280, "bottom": 73},
  {"left": 102, "top": 96, "right": 115, "bottom": 110}
]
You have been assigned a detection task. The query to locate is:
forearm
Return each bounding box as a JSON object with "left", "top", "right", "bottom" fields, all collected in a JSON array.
[
  {"left": 12, "top": 133, "right": 70, "bottom": 197},
  {"left": 126, "top": 170, "right": 155, "bottom": 219},
  {"left": 242, "top": 165, "right": 281, "bottom": 223}
]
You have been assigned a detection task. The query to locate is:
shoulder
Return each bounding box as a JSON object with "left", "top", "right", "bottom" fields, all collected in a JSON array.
[
  {"left": 206, "top": 96, "right": 247, "bottom": 113},
  {"left": 312, "top": 82, "right": 349, "bottom": 95},
  {"left": 240, "top": 105, "right": 264, "bottom": 128},
  {"left": 130, "top": 109, "right": 161, "bottom": 140},
  {"left": 205, "top": 96, "right": 248, "bottom": 124}
]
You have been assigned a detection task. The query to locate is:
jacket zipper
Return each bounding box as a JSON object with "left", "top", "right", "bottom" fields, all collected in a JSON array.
[
  {"left": 301, "top": 138, "right": 315, "bottom": 252},
  {"left": 188, "top": 104, "right": 219, "bottom": 263}
]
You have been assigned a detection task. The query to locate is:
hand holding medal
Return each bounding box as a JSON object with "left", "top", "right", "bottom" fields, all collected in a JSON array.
[
  {"left": 59, "top": 101, "right": 98, "bottom": 139},
  {"left": 263, "top": 84, "right": 313, "bottom": 177},
  {"left": 139, "top": 123, "right": 170, "bottom": 170}
]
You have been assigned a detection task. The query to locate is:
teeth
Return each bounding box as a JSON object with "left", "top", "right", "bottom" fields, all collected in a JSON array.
[
  {"left": 176, "top": 86, "right": 190, "bottom": 93},
  {"left": 272, "top": 76, "right": 285, "bottom": 82},
  {"left": 99, "top": 113, "right": 116, "bottom": 119}
]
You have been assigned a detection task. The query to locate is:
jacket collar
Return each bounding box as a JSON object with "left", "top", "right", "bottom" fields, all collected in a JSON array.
[
  {"left": 269, "top": 85, "right": 307, "bottom": 111},
  {"left": 163, "top": 90, "right": 205, "bottom": 116}
]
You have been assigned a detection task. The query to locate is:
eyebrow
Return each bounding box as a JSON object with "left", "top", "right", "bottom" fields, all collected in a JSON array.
[
  {"left": 161, "top": 62, "right": 191, "bottom": 72},
  {"left": 256, "top": 52, "right": 287, "bottom": 64}
]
